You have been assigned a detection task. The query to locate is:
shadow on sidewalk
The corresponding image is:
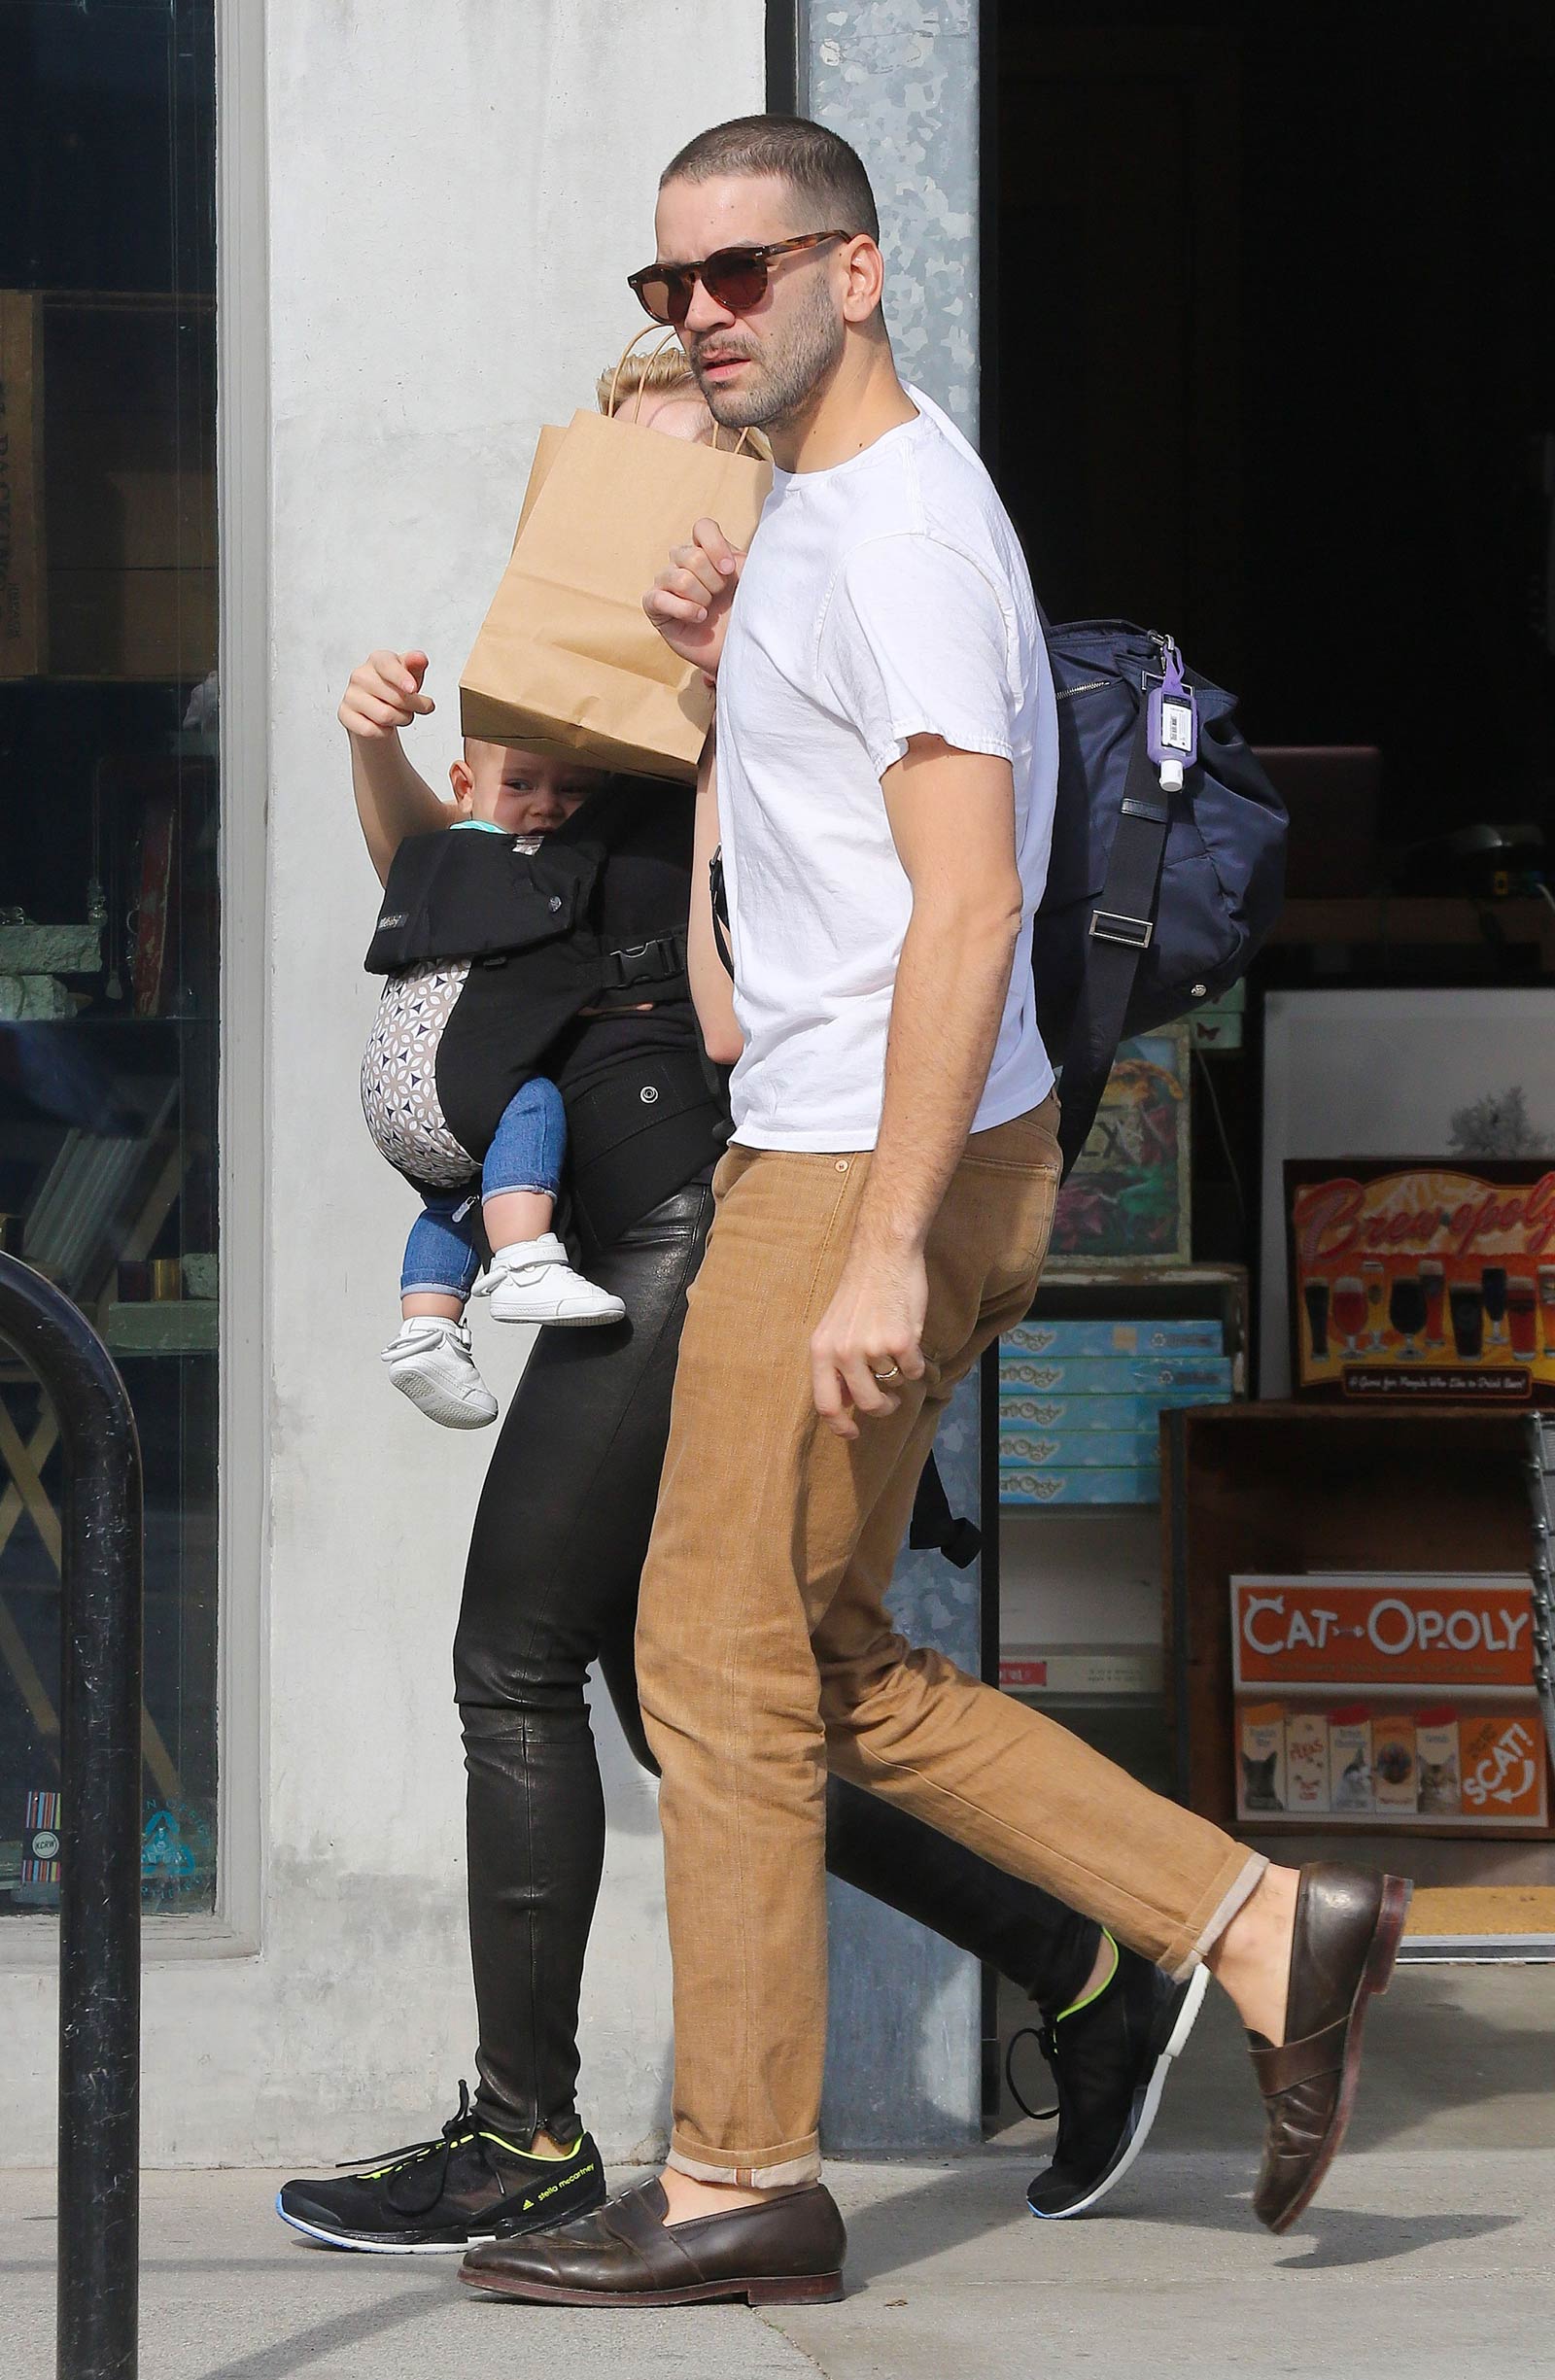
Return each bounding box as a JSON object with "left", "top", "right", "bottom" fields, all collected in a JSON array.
[
  {"left": 1271, "top": 2206, "right": 1519, "bottom": 2271},
  {"left": 835, "top": 2151, "right": 1523, "bottom": 2287},
  {"left": 191, "top": 2278, "right": 446, "bottom": 2380}
]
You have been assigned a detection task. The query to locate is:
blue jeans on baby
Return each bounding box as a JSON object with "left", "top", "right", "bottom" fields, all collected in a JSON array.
[{"left": 400, "top": 1077, "right": 567, "bottom": 1302}]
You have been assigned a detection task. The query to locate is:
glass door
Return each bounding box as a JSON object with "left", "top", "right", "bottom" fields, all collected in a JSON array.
[{"left": 0, "top": 2, "right": 221, "bottom": 1914}]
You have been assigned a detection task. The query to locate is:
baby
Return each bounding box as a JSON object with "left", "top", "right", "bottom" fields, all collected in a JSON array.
[
  {"left": 348, "top": 336, "right": 736, "bottom": 1430},
  {"left": 360, "top": 733, "right": 625, "bottom": 1431}
]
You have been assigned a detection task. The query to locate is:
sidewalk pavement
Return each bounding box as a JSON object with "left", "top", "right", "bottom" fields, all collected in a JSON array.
[{"left": 7, "top": 1963, "right": 1552, "bottom": 2380}]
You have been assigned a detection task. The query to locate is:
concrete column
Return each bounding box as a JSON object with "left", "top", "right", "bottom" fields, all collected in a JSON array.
[{"left": 805, "top": 0, "right": 981, "bottom": 438}]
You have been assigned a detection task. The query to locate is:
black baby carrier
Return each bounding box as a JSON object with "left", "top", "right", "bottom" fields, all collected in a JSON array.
[{"left": 365, "top": 784, "right": 724, "bottom": 1234}]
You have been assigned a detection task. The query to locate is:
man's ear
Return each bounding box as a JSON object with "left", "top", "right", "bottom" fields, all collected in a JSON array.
[
  {"left": 840, "top": 234, "right": 886, "bottom": 326},
  {"left": 448, "top": 758, "right": 474, "bottom": 813}
]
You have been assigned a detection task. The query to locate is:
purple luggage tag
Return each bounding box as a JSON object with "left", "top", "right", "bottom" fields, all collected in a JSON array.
[{"left": 1146, "top": 641, "right": 1197, "bottom": 793}]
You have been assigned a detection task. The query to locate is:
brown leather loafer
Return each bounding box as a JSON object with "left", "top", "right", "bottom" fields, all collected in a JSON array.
[
  {"left": 459, "top": 2175, "right": 847, "bottom": 2306},
  {"left": 1250, "top": 1863, "right": 1412, "bottom": 2234}
]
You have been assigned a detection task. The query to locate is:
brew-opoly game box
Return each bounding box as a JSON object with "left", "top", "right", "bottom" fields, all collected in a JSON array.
[
  {"left": 1286, "top": 1158, "right": 1555, "bottom": 1402},
  {"left": 1229, "top": 1571, "right": 1551, "bottom": 1833}
]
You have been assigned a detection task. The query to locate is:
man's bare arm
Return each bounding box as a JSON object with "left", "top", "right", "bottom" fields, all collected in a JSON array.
[
  {"left": 688, "top": 728, "right": 743, "bottom": 1066},
  {"left": 339, "top": 648, "right": 450, "bottom": 886},
  {"left": 809, "top": 735, "right": 1024, "bottom": 1435}
]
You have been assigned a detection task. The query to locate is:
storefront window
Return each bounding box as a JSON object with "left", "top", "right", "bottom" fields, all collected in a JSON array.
[{"left": 0, "top": 3, "right": 219, "bottom": 1913}]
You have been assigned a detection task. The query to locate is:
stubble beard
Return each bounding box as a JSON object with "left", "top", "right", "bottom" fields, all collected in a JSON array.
[{"left": 692, "top": 279, "right": 845, "bottom": 435}]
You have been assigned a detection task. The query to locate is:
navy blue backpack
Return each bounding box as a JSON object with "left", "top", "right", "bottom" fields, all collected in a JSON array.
[
  {"left": 919, "top": 617, "right": 1286, "bottom": 1567},
  {"left": 711, "top": 617, "right": 1287, "bottom": 1176},
  {"left": 1035, "top": 618, "right": 1287, "bottom": 1173}
]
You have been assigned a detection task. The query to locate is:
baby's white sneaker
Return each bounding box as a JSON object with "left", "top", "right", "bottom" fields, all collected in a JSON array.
[
  {"left": 382, "top": 1317, "right": 499, "bottom": 1429},
  {"left": 487, "top": 1234, "right": 626, "bottom": 1327}
]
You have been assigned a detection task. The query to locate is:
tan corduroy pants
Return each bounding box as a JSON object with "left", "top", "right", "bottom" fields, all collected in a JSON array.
[{"left": 637, "top": 1098, "right": 1263, "bottom": 2186}]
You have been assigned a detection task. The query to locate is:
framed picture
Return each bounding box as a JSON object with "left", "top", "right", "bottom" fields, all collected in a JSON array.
[
  {"left": 1261, "top": 990, "right": 1555, "bottom": 1395},
  {"left": 1287, "top": 1157, "right": 1555, "bottom": 1402},
  {"left": 1050, "top": 1021, "right": 1192, "bottom": 1268}
]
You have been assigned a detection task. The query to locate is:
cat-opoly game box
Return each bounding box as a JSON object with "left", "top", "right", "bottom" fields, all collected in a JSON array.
[{"left": 1229, "top": 1572, "right": 1550, "bottom": 1834}]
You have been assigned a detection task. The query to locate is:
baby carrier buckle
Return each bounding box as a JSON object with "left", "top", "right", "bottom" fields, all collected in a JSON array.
[{"left": 600, "top": 932, "right": 688, "bottom": 992}]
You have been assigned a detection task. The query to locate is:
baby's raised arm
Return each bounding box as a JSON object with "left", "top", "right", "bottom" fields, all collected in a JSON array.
[{"left": 339, "top": 647, "right": 451, "bottom": 886}]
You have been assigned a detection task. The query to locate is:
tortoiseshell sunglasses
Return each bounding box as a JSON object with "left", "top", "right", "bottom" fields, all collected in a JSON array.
[{"left": 627, "top": 231, "right": 850, "bottom": 327}]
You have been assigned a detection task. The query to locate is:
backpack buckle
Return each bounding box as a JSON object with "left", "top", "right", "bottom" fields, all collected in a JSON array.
[{"left": 1089, "top": 909, "right": 1154, "bottom": 949}]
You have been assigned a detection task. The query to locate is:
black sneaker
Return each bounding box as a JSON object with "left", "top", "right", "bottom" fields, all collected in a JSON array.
[
  {"left": 276, "top": 2082, "right": 606, "bottom": 2255},
  {"left": 1019, "top": 1945, "right": 1209, "bottom": 2219}
]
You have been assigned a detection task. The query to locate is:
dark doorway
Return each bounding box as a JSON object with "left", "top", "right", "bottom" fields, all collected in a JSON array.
[{"left": 985, "top": 4, "right": 1555, "bottom": 850}]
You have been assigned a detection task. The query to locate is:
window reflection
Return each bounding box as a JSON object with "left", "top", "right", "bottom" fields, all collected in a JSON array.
[{"left": 0, "top": 2, "right": 220, "bottom": 1914}]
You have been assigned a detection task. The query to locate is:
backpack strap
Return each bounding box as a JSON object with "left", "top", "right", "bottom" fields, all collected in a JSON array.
[
  {"left": 709, "top": 845, "right": 735, "bottom": 980},
  {"left": 1054, "top": 703, "right": 1170, "bottom": 1175},
  {"left": 910, "top": 1451, "right": 983, "bottom": 1570}
]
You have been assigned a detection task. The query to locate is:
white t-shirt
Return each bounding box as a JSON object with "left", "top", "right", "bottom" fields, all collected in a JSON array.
[{"left": 716, "top": 386, "right": 1058, "bottom": 1152}]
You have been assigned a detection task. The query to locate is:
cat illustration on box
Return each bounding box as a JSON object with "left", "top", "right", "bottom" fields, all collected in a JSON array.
[
  {"left": 1240, "top": 1750, "right": 1285, "bottom": 1812},
  {"left": 1418, "top": 1757, "right": 1460, "bottom": 1815},
  {"left": 1333, "top": 1743, "right": 1372, "bottom": 1811}
]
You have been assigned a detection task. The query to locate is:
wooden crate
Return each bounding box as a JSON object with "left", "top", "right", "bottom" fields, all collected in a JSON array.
[{"left": 1161, "top": 1402, "right": 1549, "bottom": 1851}]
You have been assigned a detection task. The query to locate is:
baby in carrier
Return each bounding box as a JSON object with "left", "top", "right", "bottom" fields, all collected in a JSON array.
[{"left": 362, "top": 736, "right": 625, "bottom": 1431}]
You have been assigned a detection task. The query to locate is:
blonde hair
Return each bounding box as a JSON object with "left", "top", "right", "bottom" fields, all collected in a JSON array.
[
  {"left": 596, "top": 338, "right": 699, "bottom": 416},
  {"left": 596, "top": 340, "right": 772, "bottom": 461}
]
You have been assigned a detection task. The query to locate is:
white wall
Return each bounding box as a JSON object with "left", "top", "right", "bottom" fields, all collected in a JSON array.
[{"left": 3, "top": 0, "right": 764, "bottom": 2166}]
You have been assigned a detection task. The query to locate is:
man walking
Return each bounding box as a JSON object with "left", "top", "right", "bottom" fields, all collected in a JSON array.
[{"left": 463, "top": 116, "right": 1410, "bottom": 2308}]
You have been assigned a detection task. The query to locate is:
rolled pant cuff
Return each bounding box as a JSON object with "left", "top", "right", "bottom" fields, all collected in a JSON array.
[
  {"left": 1165, "top": 1849, "right": 1269, "bottom": 1983},
  {"left": 668, "top": 2132, "right": 821, "bottom": 2190}
]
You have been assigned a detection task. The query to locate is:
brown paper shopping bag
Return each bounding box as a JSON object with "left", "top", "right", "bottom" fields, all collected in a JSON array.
[
  {"left": 512, "top": 423, "right": 568, "bottom": 541},
  {"left": 461, "top": 405, "right": 772, "bottom": 784}
]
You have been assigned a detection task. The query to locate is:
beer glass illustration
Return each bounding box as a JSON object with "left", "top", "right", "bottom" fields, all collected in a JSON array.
[
  {"left": 1330, "top": 1275, "right": 1367, "bottom": 1355},
  {"left": 1448, "top": 1276, "right": 1485, "bottom": 1360},
  {"left": 1481, "top": 1263, "right": 1509, "bottom": 1349},
  {"left": 1419, "top": 1256, "right": 1446, "bottom": 1347},
  {"left": 1361, "top": 1257, "right": 1387, "bottom": 1351},
  {"left": 1507, "top": 1274, "right": 1538, "bottom": 1360},
  {"left": 1388, "top": 1271, "right": 1428, "bottom": 1359},
  {"left": 1303, "top": 1277, "right": 1330, "bottom": 1362}
]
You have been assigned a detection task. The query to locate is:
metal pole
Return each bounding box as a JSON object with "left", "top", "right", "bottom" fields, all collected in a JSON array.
[
  {"left": 1524, "top": 1415, "right": 1555, "bottom": 1772},
  {"left": 0, "top": 1255, "right": 142, "bottom": 2380}
]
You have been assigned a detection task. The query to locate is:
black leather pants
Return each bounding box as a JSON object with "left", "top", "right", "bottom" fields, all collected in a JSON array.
[{"left": 454, "top": 1182, "right": 1099, "bottom": 2142}]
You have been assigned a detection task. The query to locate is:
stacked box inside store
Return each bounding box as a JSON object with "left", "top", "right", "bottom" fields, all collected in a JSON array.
[{"left": 999, "top": 1319, "right": 1233, "bottom": 1503}]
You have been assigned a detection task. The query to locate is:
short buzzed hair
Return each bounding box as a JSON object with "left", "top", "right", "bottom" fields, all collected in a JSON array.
[{"left": 660, "top": 114, "right": 880, "bottom": 245}]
